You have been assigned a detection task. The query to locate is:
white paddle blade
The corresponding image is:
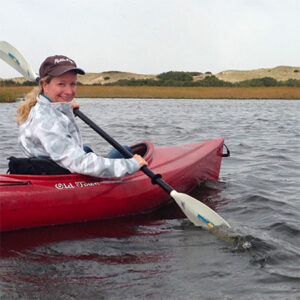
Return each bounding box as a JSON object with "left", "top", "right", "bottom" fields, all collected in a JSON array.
[
  {"left": 0, "top": 41, "right": 38, "bottom": 82},
  {"left": 170, "top": 190, "right": 231, "bottom": 229}
]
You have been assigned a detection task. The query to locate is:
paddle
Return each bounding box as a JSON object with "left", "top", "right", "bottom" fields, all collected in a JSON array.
[
  {"left": 0, "top": 40, "right": 231, "bottom": 230},
  {"left": 0, "top": 41, "right": 39, "bottom": 82}
]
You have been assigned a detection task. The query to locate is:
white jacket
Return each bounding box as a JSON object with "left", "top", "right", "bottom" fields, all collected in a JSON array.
[{"left": 18, "top": 95, "right": 140, "bottom": 178}]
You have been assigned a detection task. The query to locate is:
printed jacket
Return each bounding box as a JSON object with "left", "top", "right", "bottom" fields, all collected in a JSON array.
[{"left": 18, "top": 95, "right": 140, "bottom": 178}]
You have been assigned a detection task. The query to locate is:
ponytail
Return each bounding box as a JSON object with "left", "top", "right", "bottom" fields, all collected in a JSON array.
[{"left": 17, "top": 76, "right": 52, "bottom": 125}]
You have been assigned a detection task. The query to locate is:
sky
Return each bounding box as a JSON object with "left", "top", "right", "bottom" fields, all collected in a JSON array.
[{"left": 1, "top": 0, "right": 300, "bottom": 78}]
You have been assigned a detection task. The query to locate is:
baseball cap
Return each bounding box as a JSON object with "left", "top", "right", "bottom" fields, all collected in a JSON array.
[{"left": 39, "top": 55, "right": 85, "bottom": 79}]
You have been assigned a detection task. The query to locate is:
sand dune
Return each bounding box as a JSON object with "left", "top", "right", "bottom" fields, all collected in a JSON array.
[{"left": 2, "top": 66, "right": 300, "bottom": 84}]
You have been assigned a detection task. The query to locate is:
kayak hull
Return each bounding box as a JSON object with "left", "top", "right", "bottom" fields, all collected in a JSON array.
[{"left": 0, "top": 139, "right": 225, "bottom": 232}]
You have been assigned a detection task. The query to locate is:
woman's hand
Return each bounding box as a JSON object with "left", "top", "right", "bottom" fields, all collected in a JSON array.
[
  {"left": 133, "top": 154, "right": 148, "bottom": 168},
  {"left": 72, "top": 101, "right": 80, "bottom": 116},
  {"left": 72, "top": 100, "right": 80, "bottom": 110}
]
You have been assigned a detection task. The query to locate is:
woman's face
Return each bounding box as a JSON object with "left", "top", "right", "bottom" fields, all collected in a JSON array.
[{"left": 42, "top": 71, "right": 77, "bottom": 103}]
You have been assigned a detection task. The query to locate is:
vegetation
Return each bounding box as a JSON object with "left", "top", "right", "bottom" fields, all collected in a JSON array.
[
  {"left": 0, "top": 80, "right": 38, "bottom": 87},
  {"left": 75, "top": 86, "right": 300, "bottom": 99},
  {"left": 1, "top": 71, "right": 300, "bottom": 88},
  {"left": 0, "top": 80, "right": 16, "bottom": 87},
  {"left": 0, "top": 90, "right": 16, "bottom": 102},
  {"left": 0, "top": 86, "right": 32, "bottom": 102},
  {"left": 1, "top": 70, "right": 300, "bottom": 102},
  {"left": 157, "top": 71, "right": 193, "bottom": 82},
  {"left": 0, "top": 85, "right": 299, "bottom": 102},
  {"left": 106, "top": 72, "right": 300, "bottom": 87}
]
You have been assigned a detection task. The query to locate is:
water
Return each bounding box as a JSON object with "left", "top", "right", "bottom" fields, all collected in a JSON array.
[{"left": 0, "top": 99, "right": 299, "bottom": 299}]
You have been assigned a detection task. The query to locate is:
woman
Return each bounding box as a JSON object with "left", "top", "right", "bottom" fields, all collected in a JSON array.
[{"left": 17, "top": 55, "right": 147, "bottom": 178}]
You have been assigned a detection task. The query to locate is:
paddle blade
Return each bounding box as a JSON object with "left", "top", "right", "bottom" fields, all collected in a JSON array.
[
  {"left": 0, "top": 41, "right": 38, "bottom": 82},
  {"left": 170, "top": 190, "right": 231, "bottom": 229}
]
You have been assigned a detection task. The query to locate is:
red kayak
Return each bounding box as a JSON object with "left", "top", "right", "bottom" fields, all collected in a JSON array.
[{"left": 0, "top": 138, "right": 226, "bottom": 232}]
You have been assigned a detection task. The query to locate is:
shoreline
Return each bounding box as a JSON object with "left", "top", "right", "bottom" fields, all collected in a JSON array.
[{"left": 1, "top": 86, "right": 300, "bottom": 102}]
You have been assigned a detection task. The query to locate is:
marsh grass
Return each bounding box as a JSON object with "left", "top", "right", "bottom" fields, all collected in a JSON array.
[
  {"left": 0, "top": 86, "right": 32, "bottom": 102},
  {"left": 0, "top": 86, "right": 299, "bottom": 102},
  {"left": 0, "top": 91, "right": 15, "bottom": 102},
  {"left": 76, "top": 86, "right": 300, "bottom": 99}
]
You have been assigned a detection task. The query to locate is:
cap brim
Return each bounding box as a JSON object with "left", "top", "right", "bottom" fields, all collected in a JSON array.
[{"left": 49, "top": 66, "right": 85, "bottom": 77}]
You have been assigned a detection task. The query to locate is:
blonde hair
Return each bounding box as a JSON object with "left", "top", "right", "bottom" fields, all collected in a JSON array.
[{"left": 17, "top": 76, "right": 53, "bottom": 125}]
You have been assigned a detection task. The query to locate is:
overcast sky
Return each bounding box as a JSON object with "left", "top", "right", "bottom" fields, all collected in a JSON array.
[{"left": 1, "top": 0, "right": 300, "bottom": 78}]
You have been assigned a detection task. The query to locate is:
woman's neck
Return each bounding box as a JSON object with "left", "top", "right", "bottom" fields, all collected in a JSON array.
[{"left": 41, "top": 94, "right": 53, "bottom": 103}]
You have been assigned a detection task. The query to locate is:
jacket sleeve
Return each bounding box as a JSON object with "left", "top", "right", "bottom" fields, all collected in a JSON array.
[{"left": 34, "top": 116, "right": 141, "bottom": 178}]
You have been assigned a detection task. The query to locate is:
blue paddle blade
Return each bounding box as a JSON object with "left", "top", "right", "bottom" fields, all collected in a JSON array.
[
  {"left": 0, "top": 41, "right": 38, "bottom": 82},
  {"left": 170, "top": 190, "right": 231, "bottom": 229}
]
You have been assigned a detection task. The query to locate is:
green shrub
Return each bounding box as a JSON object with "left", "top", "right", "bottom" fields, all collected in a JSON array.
[
  {"left": 283, "top": 79, "right": 300, "bottom": 87},
  {"left": 108, "top": 78, "right": 160, "bottom": 86},
  {"left": 0, "top": 79, "right": 38, "bottom": 87},
  {"left": 0, "top": 80, "right": 17, "bottom": 87},
  {"left": 235, "top": 77, "right": 279, "bottom": 87},
  {"left": 22, "top": 81, "right": 38, "bottom": 86},
  {"left": 157, "top": 71, "right": 193, "bottom": 82},
  {"left": 193, "top": 75, "right": 233, "bottom": 87}
]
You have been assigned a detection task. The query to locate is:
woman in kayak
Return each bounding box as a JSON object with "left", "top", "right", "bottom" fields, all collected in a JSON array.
[{"left": 16, "top": 55, "right": 147, "bottom": 178}]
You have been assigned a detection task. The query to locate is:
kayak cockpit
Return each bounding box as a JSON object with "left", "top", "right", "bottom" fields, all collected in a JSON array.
[
  {"left": 6, "top": 142, "right": 154, "bottom": 176},
  {"left": 131, "top": 141, "right": 153, "bottom": 161}
]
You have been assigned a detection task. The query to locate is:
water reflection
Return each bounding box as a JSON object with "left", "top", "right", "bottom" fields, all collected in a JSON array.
[{"left": 1, "top": 181, "right": 226, "bottom": 257}]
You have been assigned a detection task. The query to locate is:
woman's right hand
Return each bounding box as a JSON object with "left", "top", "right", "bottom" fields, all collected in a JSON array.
[
  {"left": 72, "top": 100, "right": 80, "bottom": 112},
  {"left": 133, "top": 154, "right": 148, "bottom": 168}
]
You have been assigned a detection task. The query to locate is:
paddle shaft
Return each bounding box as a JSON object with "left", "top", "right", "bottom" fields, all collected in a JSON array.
[{"left": 74, "top": 109, "right": 174, "bottom": 194}]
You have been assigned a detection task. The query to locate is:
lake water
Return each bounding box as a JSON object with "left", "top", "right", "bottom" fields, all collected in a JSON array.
[{"left": 0, "top": 98, "right": 299, "bottom": 299}]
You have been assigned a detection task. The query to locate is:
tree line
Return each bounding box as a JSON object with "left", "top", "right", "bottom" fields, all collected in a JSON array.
[
  {"left": 106, "top": 71, "right": 300, "bottom": 87},
  {"left": 1, "top": 71, "right": 300, "bottom": 87}
]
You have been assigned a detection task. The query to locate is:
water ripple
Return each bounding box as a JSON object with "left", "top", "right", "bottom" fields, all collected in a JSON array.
[{"left": 1, "top": 99, "right": 300, "bottom": 299}]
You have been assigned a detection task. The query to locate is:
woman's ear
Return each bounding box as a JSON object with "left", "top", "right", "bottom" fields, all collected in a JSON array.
[{"left": 41, "top": 81, "right": 48, "bottom": 94}]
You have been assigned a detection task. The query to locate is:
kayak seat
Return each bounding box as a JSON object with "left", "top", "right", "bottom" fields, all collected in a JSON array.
[
  {"left": 7, "top": 156, "right": 71, "bottom": 175},
  {"left": 6, "top": 143, "right": 150, "bottom": 175}
]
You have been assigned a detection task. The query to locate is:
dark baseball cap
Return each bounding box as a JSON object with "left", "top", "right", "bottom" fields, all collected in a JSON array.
[{"left": 39, "top": 55, "right": 85, "bottom": 78}]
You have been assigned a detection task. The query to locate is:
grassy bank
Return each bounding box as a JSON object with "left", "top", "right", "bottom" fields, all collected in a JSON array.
[
  {"left": 76, "top": 86, "right": 300, "bottom": 99},
  {"left": 0, "top": 86, "right": 32, "bottom": 102},
  {"left": 0, "top": 86, "right": 299, "bottom": 102}
]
